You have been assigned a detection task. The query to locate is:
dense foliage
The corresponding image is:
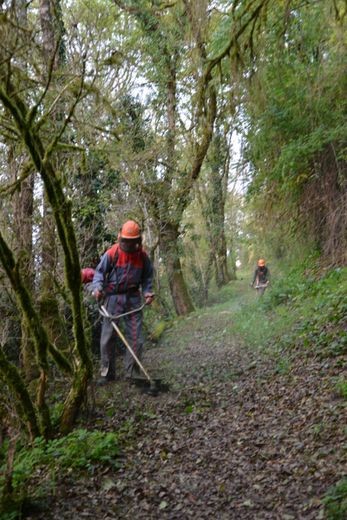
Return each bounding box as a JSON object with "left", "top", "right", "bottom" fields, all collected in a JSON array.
[{"left": 240, "top": 1, "right": 347, "bottom": 264}]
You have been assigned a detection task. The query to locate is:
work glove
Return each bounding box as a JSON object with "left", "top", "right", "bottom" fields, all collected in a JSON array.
[
  {"left": 144, "top": 292, "right": 155, "bottom": 305},
  {"left": 93, "top": 289, "right": 104, "bottom": 301}
]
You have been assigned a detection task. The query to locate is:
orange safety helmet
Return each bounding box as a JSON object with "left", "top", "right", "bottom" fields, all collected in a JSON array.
[
  {"left": 258, "top": 258, "right": 266, "bottom": 267},
  {"left": 120, "top": 220, "right": 141, "bottom": 239}
]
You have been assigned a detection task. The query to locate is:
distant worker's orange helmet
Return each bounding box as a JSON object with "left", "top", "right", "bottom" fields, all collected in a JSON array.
[
  {"left": 120, "top": 220, "right": 141, "bottom": 239},
  {"left": 258, "top": 258, "right": 266, "bottom": 267}
]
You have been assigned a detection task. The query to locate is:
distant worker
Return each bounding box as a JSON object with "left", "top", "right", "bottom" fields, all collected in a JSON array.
[
  {"left": 251, "top": 258, "right": 270, "bottom": 296},
  {"left": 92, "top": 220, "right": 154, "bottom": 384}
]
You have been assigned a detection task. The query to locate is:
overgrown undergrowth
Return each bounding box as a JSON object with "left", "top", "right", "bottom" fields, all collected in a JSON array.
[
  {"left": 208, "top": 263, "right": 346, "bottom": 361},
  {"left": 0, "top": 430, "right": 120, "bottom": 519}
]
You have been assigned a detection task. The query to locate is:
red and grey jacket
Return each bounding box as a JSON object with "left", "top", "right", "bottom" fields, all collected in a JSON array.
[{"left": 92, "top": 243, "right": 153, "bottom": 296}]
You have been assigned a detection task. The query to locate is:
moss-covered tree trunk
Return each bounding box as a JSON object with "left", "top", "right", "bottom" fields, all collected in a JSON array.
[
  {"left": 0, "top": 348, "right": 40, "bottom": 441},
  {"left": 60, "top": 366, "right": 90, "bottom": 434},
  {"left": 10, "top": 147, "right": 38, "bottom": 381},
  {"left": 0, "top": 230, "right": 74, "bottom": 437},
  {"left": 209, "top": 133, "right": 231, "bottom": 287},
  {"left": 159, "top": 46, "right": 194, "bottom": 316},
  {"left": 7, "top": 0, "right": 38, "bottom": 382},
  {"left": 159, "top": 222, "right": 194, "bottom": 315},
  {"left": 38, "top": 0, "right": 69, "bottom": 350}
]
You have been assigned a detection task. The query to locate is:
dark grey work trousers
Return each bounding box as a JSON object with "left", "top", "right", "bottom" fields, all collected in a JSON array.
[{"left": 100, "top": 293, "right": 143, "bottom": 379}]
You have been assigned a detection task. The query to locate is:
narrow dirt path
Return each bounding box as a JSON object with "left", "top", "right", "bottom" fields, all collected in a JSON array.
[{"left": 30, "top": 305, "right": 346, "bottom": 520}]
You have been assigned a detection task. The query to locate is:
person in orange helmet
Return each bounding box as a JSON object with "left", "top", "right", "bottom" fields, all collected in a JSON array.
[
  {"left": 92, "top": 220, "right": 154, "bottom": 384},
  {"left": 251, "top": 258, "right": 270, "bottom": 296}
]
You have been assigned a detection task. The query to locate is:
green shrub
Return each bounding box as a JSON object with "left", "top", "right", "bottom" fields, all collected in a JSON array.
[
  {"left": 0, "top": 429, "right": 120, "bottom": 518},
  {"left": 265, "top": 266, "right": 347, "bottom": 357},
  {"left": 335, "top": 379, "right": 347, "bottom": 400},
  {"left": 323, "top": 478, "right": 347, "bottom": 520}
]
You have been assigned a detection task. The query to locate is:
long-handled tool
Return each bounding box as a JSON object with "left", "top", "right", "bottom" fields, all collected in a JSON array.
[{"left": 99, "top": 304, "right": 165, "bottom": 395}]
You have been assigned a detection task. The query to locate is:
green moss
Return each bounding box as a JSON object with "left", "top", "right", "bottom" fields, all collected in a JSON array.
[{"left": 149, "top": 320, "right": 169, "bottom": 342}]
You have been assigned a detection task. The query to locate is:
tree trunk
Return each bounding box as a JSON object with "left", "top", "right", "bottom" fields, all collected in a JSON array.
[
  {"left": 215, "top": 235, "right": 231, "bottom": 288},
  {"left": 160, "top": 223, "right": 194, "bottom": 315},
  {"left": 59, "top": 366, "right": 90, "bottom": 434},
  {"left": 211, "top": 135, "right": 231, "bottom": 287},
  {"left": 0, "top": 230, "right": 74, "bottom": 437},
  {"left": 161, "top": 51, "right": 195, "bottom": 313},
  {"left": 0, "top": 347, "right": 40, "bottom": 441},
  {"left": 39, "top": 0, "right": 68, "bottom": 349},
  {"left": 198, "top": 131, "right": 231, "bottom": 288},
  {"left": 9, "top": 147, "right": 38, "bottom": 381},
  {"left": 9, "top": 0, "right": 38, "bottom": 382}
]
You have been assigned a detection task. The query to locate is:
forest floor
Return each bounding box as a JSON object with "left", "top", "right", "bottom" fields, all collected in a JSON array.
[{"left": 28, "top": 281, "right": 346, "bottom": 520}]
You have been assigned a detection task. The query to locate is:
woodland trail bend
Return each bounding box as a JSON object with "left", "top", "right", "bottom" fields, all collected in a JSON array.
[{"left": 33, "top": 309, "right": 345, "bottom": 520}]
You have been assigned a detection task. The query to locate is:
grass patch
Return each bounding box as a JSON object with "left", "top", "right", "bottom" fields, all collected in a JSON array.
[
  {"left": 322, "top": 478, "right": 347, "bottom": 520},
  {"left": 334, "top": 378, "right": 347, "bottom": 400},
  {"left": 209, "top": 265, "right": 347, "bottom": 360}
]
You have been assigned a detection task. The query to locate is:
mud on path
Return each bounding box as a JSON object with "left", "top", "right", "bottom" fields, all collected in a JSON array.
[{"left": 31, "top": 309, "right": 346, "bottom": 520}]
